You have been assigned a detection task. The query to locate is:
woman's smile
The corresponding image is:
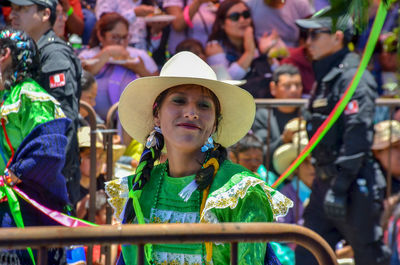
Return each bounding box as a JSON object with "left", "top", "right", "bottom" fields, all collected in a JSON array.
[{"left": 176, "top": 122, "right": 201, "bottom": 130}]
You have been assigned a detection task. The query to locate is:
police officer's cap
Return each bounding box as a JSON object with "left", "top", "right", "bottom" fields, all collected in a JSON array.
[
  {"left": 1, "top": 0, "right": 57, "bottom": 11},
  {"left": 295, "top": 6, "right": 354, "bottom": 41}
]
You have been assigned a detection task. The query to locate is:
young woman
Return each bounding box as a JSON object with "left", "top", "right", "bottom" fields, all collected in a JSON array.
[
  {"left": 79, "top": 12, "right": 158, "bottom": 122},
  {"left": 206, "top": 0, "right": 277, "bottom": 98},
  {"left": 0, "top": 28, "right": 70, "bottom": 264},
  {"left": 109, "top": 51, "right": 292, "bottom": 265}
]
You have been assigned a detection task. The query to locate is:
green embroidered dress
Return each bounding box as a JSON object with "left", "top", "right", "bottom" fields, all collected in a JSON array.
[
  {"left": 0, "top": 79, "right": 64, "bottom": 199},
  {"left": 110, "top": 160, "right": 293, "bottom": 265}
]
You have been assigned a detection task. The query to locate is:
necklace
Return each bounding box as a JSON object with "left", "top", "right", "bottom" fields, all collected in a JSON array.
[{"left": 150, "top": 161, "right": 207, "bottom": 264}]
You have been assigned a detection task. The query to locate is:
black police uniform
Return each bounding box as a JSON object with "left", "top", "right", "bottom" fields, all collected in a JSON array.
[
  {"left": 37, "top": 30, "right": 82, "bottom": 205},
  {"left": 295, "top": 48, "right": 391, "bottom": 265}
]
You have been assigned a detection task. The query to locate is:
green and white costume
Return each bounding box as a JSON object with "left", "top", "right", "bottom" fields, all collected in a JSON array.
[{"left": 107, "top": 160, "right": 293, "bottom": 265}]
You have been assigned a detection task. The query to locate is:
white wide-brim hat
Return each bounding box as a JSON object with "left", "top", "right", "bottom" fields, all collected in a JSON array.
[{"left": 118, "top": 51, "right": 256, "bottom": 148}]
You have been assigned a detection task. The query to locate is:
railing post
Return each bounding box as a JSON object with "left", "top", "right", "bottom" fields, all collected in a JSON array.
[
  {"left": 38, "top": 246, "right": 47, "bottom": 265},
  {"left": 230, "top": 242, "right": 238, "bottom": 265},
  {"left": 137, "top": 244, "right": 145, "bottom": 265}
]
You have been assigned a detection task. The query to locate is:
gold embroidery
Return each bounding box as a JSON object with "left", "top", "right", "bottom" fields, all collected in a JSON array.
[{"left": 200, "top": 175, "right": 293, "bottom": 222}]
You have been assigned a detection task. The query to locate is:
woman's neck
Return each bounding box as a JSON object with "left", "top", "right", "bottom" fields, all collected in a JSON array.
[
  {"left": 166, "top": 147, "right": 206, "bottom": 178},
  {"left": 227, "top": 36, "right": 243, "bottom": 52}
]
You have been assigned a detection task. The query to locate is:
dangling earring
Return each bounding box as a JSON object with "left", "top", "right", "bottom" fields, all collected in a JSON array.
[
  {"left": 201, "top": 136, "right": 214, "bottom": 152},
  {"left": 146, "top": 126, "right": 162, "bottom": 149}
]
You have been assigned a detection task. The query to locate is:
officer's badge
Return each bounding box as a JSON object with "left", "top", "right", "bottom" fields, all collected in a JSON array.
[
  {"left": 312, "top": 98, "right": 328, "bottom": 108},
  {"left": 344, "top": 100, "right": 359, "bottom": 115}
]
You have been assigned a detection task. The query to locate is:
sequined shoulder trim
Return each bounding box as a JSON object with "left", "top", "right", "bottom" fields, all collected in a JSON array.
[
  {"left": 200, "top": 173, "right": 293, "bottom": 223},
  {"left": 1, "top": 84, "right": 64, "bottom": 119}
]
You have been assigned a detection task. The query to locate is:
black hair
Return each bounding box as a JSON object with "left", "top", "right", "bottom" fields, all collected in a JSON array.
[
  {"left": 229, "top": 133, "right": 263, "bottom": 159},
  {"left": 271, "top": 64, "right": 300, "bottom": 83},
  {"left": 81, "top": 70, "right": 96, "bottom": 92},
  {"left": 0, "top": 27, "right": 40, "bottom": 90},
  {"left": 175, "top": 38, "right": 205, "bottom": 55}
]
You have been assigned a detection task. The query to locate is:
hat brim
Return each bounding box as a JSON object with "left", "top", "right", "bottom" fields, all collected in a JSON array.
[
  {"left": 295, "top": 18, "right": 327, "bottom": 29},
  {"left": 119, "top": 76, "right": 256, "bottom": 148},
  {"left": 7, "top": 0, "right": 34, "bottom": 6}
]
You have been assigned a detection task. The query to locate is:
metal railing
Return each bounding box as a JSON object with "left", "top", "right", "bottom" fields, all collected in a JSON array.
[
  {"left": 0, "top": 223, "right": 338, "bottom": 265},
  {"left": 76, "top": 98, "right": 400, "bottom": 265}
]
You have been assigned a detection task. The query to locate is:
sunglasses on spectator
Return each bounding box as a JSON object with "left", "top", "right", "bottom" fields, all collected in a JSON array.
[
  {"left": 226, "top": 10, "right": 251, "bottom": 21},
  {"left": 308, "top": 29, "right": 331, "bottom": 40}
]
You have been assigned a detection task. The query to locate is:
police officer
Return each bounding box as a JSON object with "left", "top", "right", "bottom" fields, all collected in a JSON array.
[
  {"left": 294, "top": 8, "right": 391, "bottom": 265},
  {"left": 7, "top": 0, "right": 82, "bottom": 205}
]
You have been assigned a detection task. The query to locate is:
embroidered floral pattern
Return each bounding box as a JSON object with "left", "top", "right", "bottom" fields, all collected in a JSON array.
[
  {"left": 150, "top": 208, "right": 199, "bottom": 224},
  {"left": 105, "top": 176, "right": 129, "bottom": 222},
  {"left": 152, "top": 252, "right": 211, "bottom": 265},
  {"left": 200, "top": 173, "right": 293, "bottom": 222}
]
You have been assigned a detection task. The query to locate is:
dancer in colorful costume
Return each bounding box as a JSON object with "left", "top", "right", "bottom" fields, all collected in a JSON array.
[
  {"left": 0, "top": 28, "right": 70, "bottom": 265},
  {"left": 109, "top": 51, "right": 293, "bottom": 265}
]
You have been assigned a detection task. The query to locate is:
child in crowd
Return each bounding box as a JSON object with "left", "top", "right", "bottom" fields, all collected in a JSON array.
[
  {"left": 76, "top": 126, "right": 106, "bottom": 218},
  {"left": 228, "top": 132, "right": 278, "bottom": 186},
  {"left": 372, "top": 120, "right": 400, "bottom": 265},
  {"left": 272, "top": 118, "right": 315, "bottom": 225}
]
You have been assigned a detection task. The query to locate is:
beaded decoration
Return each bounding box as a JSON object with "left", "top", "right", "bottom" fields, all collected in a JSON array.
[{"left": 0, "top": 29, "right": 38, "bottom": 85}]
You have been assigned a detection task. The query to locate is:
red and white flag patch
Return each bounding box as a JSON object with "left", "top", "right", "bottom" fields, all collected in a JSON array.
[
  {"left": 344, "top": 100, "right": 359, "bottom": 115},
  {"left": 49, "top": 73, "right": 66, "bottom": 89}
]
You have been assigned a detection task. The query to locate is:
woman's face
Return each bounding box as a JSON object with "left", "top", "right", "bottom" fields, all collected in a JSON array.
[
  {"left": 99, "top": 22, "right": 129, "bottom": 48},
  {"left": 80, "top": 148, "right": 104, "bottom": 178},
  {"left": 154, "top": 85, "right": 217, "bottom": 154},
  {"left": 223, "top": 3, "right": 252, "bottom": 41},
  {"left": 236, "top": 147, "right": 263, "bottom": 172}
]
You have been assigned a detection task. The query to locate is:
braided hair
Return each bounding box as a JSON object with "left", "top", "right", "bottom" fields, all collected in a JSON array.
[
  {"left": 124, "top": 86, "right": 227, "bottom": 223},
  {"left": 0, "top": 28, "right": 40, "bottom": 90}
]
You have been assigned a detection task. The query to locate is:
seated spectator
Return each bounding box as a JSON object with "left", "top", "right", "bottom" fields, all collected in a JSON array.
[
  {"left": 272, "top": 118, "right": 314, "bottom": 225},
  {"left": 175, "top": 38, "right": 207, "bottom": 61},
  {"left": 206, "top": 0, "right": 280, "bottom": 98},
  {"left": 229, "top": 132, "right": 278, "bottom": 186},
  {"left": 163, "top": 0, "right": 216, "bottom": 55},
  {"left": 95, "top": 0, "right": 156, "bottom": 49},
  {"left": 372, "top": 120, "right": 400, "bottom": 264},
  {"left": 372, "top": 120, "right": 400, "bottom": 195},
  {"left": 76, "top": 126, "right": 106, "bottom": 214},
  {"left": 79, "top": 12, "right": 158, "bottom": 122},
  {"left": 79, "top": 70, "right": 106, "bottom": 127},
  {"left": 243, "top": 0, "right": 313, "bottom": 47},
  {"left": 252, "top": 64, "right": 303, "bottom": 173}
]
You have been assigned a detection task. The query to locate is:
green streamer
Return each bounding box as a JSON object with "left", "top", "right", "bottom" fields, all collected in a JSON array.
[
  {"left": 272, "top": 0, "right": 388, "bottom": 188},
  {"left": 1, "top": 185, "right": 36, "bottom": 265}
]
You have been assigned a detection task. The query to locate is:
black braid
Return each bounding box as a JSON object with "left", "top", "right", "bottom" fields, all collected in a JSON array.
[
  {"left": 133, "top": 130, "right": 164, "bottom": 191},
  {"left": 123, "top": 130, "right": 164, "bottom": 223},
  {"left": 195, "top": 145, "right": 227, "bottom": 190}
]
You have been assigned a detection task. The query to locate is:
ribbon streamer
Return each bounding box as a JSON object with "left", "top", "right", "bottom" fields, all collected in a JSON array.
[{"left": 272, "top": 0, "right": 388, "bottom": 188}]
